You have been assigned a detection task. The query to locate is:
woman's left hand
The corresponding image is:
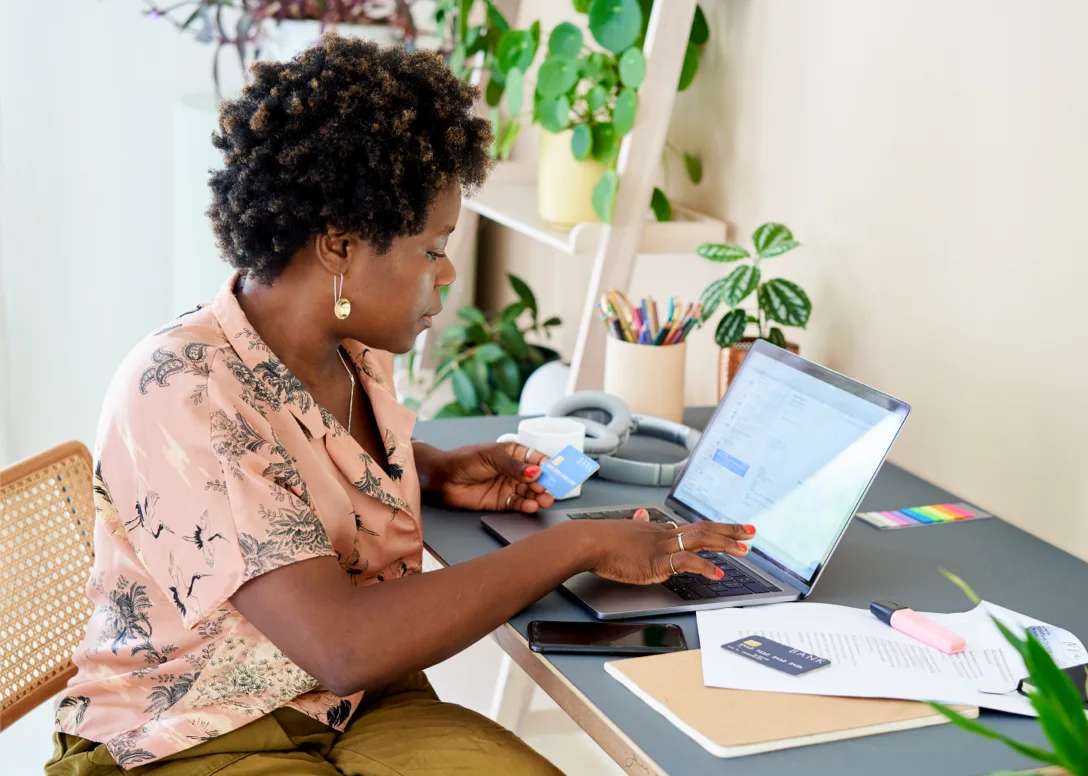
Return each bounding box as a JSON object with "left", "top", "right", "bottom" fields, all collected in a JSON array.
[{"left": 435, "top": 442, "right": 555, "bottom": 513}]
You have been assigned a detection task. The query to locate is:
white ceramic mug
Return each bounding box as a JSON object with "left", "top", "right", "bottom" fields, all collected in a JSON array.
[{"left": 497, "top": 417, "right": 587, "bottom": 499}]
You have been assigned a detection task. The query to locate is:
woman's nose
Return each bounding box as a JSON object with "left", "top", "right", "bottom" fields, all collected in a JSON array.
[{"left": 437, "top": 252, "right": 457, "bottom": 289}]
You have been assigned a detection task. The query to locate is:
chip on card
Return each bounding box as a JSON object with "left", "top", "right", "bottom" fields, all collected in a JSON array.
[
  {"left": 536, "top": 445, "right": 600, "bottom": 498},
  {"left": 722, "top": 635, "right": 831, "bottom": 676}
]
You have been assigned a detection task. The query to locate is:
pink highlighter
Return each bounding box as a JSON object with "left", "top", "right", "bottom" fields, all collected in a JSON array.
[{"left": 870, "top": 601, "right": 967, "bottom": 654}]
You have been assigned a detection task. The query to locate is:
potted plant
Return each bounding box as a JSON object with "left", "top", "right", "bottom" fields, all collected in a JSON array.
[
  {"left": 695, "top": 223, "right": 810, "bottom": 398},
  {"left": 418, "top": 274, "right": 562, "bottom": 417},
  {"left": 933, "top": 571, "right": 1087, "bottom": 776},
  {"left": 433, "top": 0, "right": 708, "bottom": 225},
  {"left": 530, "top": 0, "right": 710, "bottom": 227}
]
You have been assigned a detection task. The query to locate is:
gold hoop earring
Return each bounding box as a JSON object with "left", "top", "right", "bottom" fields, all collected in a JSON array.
[{"left": 333, "top": 273, "right": 351, "bottom": 320}]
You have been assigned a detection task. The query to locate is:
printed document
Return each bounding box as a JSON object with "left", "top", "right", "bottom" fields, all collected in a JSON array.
[{"left": 697, "top": 601, "right": 1086, "bottom": 715}]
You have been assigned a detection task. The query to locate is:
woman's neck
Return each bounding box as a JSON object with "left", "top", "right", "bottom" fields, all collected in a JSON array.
[{"left": 234, "top": 271, "right": 345, "bottom": 387}]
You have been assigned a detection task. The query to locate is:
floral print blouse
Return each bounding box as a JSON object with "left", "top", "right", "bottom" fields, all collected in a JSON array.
[{"left": 54, "top": 273, "right": 422, "bottom": 766}]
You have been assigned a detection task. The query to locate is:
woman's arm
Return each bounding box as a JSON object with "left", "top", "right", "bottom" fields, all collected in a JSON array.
[{"left": 231, "top": 516, "right": 754, "bottom": 697}]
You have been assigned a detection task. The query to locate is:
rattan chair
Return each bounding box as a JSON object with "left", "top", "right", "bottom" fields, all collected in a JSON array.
[{"left": 1, "top": 441, "right": 96, "bottom": 731}]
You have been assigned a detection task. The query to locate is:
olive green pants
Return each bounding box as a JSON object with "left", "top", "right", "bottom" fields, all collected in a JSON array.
[{"left": 45, "top": 673, "right": 561, "bottom": 776}]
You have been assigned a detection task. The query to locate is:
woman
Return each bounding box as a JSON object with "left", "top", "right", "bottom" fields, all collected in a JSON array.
[{"left": 47, "top": 36, "right": 754, "bottom": 775}]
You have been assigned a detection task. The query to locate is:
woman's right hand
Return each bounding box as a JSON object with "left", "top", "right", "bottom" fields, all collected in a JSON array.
[{"left": 573, "top": 510, "right": 756, "bottom": 585}]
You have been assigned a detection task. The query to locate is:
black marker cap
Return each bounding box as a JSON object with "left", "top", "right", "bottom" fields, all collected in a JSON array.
[{"left": 870, "top": 600, "right": 908, "bottom": 625}]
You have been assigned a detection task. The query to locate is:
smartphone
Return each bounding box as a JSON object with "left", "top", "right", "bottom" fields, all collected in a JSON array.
[
  {"left": 1019, "top": 663, "right": 1088, "bottom": 706},
  {"left": 528, "top": 620, "right": 687, "bottom": 656}
]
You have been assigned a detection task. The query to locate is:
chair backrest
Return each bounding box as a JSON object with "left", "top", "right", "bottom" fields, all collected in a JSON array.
[{"left": 0, "top": 441, "right": 96, "bottom": 731}]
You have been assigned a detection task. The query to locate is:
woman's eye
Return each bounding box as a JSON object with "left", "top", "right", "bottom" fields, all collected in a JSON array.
[{"left": 426, "top": 251, "right": 446, "bottom": 261}]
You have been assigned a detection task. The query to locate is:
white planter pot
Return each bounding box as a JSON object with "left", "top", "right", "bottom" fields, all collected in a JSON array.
[{"left": 260, "top": 19, "right": 400, "bottom": 62}]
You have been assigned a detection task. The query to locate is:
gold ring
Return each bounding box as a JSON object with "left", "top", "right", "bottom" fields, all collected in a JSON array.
[
  {"left": 677, "top": 533, "right": 686, "bottom": 553},
  {"left": 505, "top": 493, "right": 516, "bottom": 511},
  {"left": 669, "top": 552, "right": 679, "bottom": 575}
]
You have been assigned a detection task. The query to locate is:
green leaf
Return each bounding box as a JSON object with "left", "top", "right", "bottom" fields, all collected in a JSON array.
[
  {"left": 465, "top": 25, "right": 489, "bottom": 56},
  {"left": 529, "top": 19, "right": 541, "bottom": 50},
  {"left": 440, "top": 285, "right": 451, "bottom": 303},
  {"left": 402, "top": 396, "right": 421, "bottom": 412},
  {"left": 689, "top": 4, "right": 709, "bottom": 45},
  {"left": 588, "top": 0, "right": 643, "bottom": 53},
  {"left": 591, "top": 122, "right": 618, "bottom": 165},
  {"left": 484, "top": 0, "right": 509, "bottom": 35},
  {"left": 508, "top": 273, "right": 538, "bottom": 317},
  {"left": 475, "top": 342, "right": 506, "bottom": 363},
  {"left": 940, "top": 568, "right": 982, "bottom": 605},
  {"left": 538, "top": 95, "right": 571, "bottom": 133},
  {"left": 618, "top": 47, "right": 646, "bottom": 88},
  {"left": 499, "top": 301, "right": 528, "bottom": 324},
  {"left": 572, "top": 0, "right": 591, "bottom": 11},
  {"left": 498, "top": 119, "right": 521, "bottom": 160},
  {"left": 753, "top": 222, "right": 796, "bottom": 257},
  {"left": 714, "top": 308, "right": 748, "bottom": 348},
  {"left": 438, "top": 325, "right": 468, "bottom": 351},
  {"left": 542, "top": 315, "right": 562, "bottom": 327},
  {"left": 449, "top": 43, "right": 467, "bottom": 79},
  {"left": 459, "top": 0, "right": 475, "bottom": 42},
  {"left": 698, "top": 277, "right": 728, "bottom": 320},
  {"left": 436, "top": 401, "right": 470, "bottom": 418},
  {"left": 434, "top": 355, "right": 457, "bottom": 384},
  {"left": 930, "top": 703, "right": 1063, "bottom": 766},
  {"left": 760, "top": 279, "right": 812, "bottom": 327},
  {"left": 723, "top": 265, "right": 761, "bottom": 306},
  {"left": 456, "top": 305, "right": 488, "bottom": 327},
  {"left": 586, "top": 84, "right": 608, "bottom": 113},
  {"left": 635, "top": 0, "right": 652, "bottom": 48},
  {"left": 505, "top": 67, "right": 524, "bottom": 116},
  {"left": 683, "top": 151, "right": 703, "bottom": 183},
  {"left": 761, "top": 239, "right": 800, "bottom": 259},
  {"left": 613, "top": 87, "right": 638, "bottom": 136},
  {"left": 485, "top": 77, "right": 504, "bottom": 107},
  {"left": 592, "top": 170, "right": 619, "bottom": 223},
  {"left": 650, "top": 187, "right": 672, "bottom": 222},
  {"left": 537, "top": 56, "right": 580, "bottom": 98},
  {"left": 768, "top": 327, "right": 787, "bottom": 349},
  {"left": 696, "top": 243, "right": 750, "bottom": 262},
  {"left": 499, "top": 321, "right": 530, "bottom": 359},
  {"left": 451, "top": 366, "right": 479, "bottom": 411},
  {"left": 467, "top": 323, "right": 491, "bottom": 345},
  {"left": 497, "top": 29, "right": 536, "bottom": 73},
  {"left": 1023, "top": 634, "right": 1088, "bottom": 749},
  {"left": 492, "top": 389, "right": 520, "bottom": 415},
  {"left": 678, "top": 43, "right": 700, "bottom": 91},
  {"left": 465, "top": 356, "right": 491, "bottom": 403},
  {"left": 548, "top": 22, "right": 583, "bottom": 58},
  {"left": 494, "top": 356, "right": 522, "bottom": 398},
  {"left": 570, "top": 123, "right": 593, "bottom": 160}
]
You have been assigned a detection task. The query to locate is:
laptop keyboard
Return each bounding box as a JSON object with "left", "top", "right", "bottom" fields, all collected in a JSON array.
[{"left": 567, "top": 509, "right": 780, "bottom": 600}]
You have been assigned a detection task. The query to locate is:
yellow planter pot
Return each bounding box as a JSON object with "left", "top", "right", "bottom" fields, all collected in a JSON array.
[{"left": 537, "top": 129, "right": 608, "bottom": 229}]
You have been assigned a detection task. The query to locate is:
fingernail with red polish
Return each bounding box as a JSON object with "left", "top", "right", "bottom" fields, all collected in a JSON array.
[
  {"left": 524, "top": 466, "right": 539, "bottom": 478},
  {"left": 737, "top": 542, "right": 749, "bottom": 553},
  {"left": 716, "top": 568, "right": 725, "bottom": 579},
  {"left": 744, "top": 524, "right": 757, "bottom": 534}
]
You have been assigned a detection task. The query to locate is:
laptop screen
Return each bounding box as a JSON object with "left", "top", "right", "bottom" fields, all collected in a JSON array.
[{"left": 668, "top": 344, "right": 908, "bottom": 588}]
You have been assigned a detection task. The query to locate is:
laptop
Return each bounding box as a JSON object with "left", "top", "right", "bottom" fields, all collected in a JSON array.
[{"left": 481, "top": 340, "right": 911, "bottom": 619}]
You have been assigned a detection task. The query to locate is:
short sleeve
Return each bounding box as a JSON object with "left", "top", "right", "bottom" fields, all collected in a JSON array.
[{"left": 119, "top": 347, "right": 336, "bottom": 630}]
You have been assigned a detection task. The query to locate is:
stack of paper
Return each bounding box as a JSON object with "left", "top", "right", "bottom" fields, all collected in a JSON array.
[{"left": 696, "top": 600, "right": 1087, "bottom": 715}]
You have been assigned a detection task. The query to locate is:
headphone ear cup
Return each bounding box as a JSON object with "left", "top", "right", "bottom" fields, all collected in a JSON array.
[
  {"left": 547, "top": 391, "right": 633, "bottom": 445},
  {"left": 563, "top": 417, "right": 621, "bottom": 457}
]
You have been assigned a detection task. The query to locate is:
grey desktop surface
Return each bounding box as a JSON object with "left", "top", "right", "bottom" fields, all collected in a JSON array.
[{"left": 415, "top": 409, "right": 1087, "bottom": 775}]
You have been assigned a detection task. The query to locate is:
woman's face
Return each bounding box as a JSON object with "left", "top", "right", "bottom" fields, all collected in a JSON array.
[{"left": 340, "top": 183, "right": 460, "bottom": 354}]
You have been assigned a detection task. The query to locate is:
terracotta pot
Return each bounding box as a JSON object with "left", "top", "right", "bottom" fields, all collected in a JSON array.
[{"left": 718, "top": 337, "right": 800, "bottom": 400}]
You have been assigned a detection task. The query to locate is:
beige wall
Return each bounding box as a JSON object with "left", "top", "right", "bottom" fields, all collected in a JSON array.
[{"left": 479, "top": 0, "right": 1088, "bottom": 560}]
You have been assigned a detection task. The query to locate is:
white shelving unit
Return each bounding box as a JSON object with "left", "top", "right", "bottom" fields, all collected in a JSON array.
[{"left": 417, "top": 0, "right": 721, "bottom": 391}]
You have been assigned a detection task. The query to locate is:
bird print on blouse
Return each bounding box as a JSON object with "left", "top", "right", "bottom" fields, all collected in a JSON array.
[{"left": 56, "top": 273, "right": 422, "bottom": 765}]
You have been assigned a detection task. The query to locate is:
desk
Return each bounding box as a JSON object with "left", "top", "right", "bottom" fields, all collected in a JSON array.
[{"left": 414, "top": 409, "right": 1088, "bottom": 776}]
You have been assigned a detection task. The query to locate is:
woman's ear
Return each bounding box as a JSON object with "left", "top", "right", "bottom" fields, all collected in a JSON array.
[{"left": 314, "top": 229, "right": 353, "bottom": 275}]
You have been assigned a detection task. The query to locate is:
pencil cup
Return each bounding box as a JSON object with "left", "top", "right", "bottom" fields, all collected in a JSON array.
[{"left": 603, "top": 338, "right": 686, "bottom": 423}]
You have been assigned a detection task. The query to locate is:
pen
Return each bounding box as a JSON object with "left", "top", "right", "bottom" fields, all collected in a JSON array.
[{"left": 870, "top": 601, "right": 966, "bottom": 654}]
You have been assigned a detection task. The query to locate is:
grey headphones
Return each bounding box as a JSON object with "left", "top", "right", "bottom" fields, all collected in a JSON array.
[{"left": 545, "top": 391, "right": 701, "bottom": 487}]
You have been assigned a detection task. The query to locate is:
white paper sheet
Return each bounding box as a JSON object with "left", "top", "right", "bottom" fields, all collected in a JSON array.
[{"left": 696, "top": 601, "right": 1086, "bottom": 716}]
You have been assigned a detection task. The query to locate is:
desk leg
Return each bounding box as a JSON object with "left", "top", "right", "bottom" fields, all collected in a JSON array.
[
  {"left": 492, "top": 625, "right": 665, "bottom": 776},
  {"left": 489, "top": 652, "right": 536, "bottom": 734}
]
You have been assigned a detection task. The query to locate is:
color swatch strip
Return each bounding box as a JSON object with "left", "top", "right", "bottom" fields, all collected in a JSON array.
[{"left": 856, "top": 503, "right": 993, "bottom": 530}]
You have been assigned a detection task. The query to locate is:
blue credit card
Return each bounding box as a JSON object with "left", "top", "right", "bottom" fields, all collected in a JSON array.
[
  {"left": 536, "top": 445, "right": 600, "bottom": 498},
  {"left": 722, "top": 636, "right": 831, "bottom": 676}
]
